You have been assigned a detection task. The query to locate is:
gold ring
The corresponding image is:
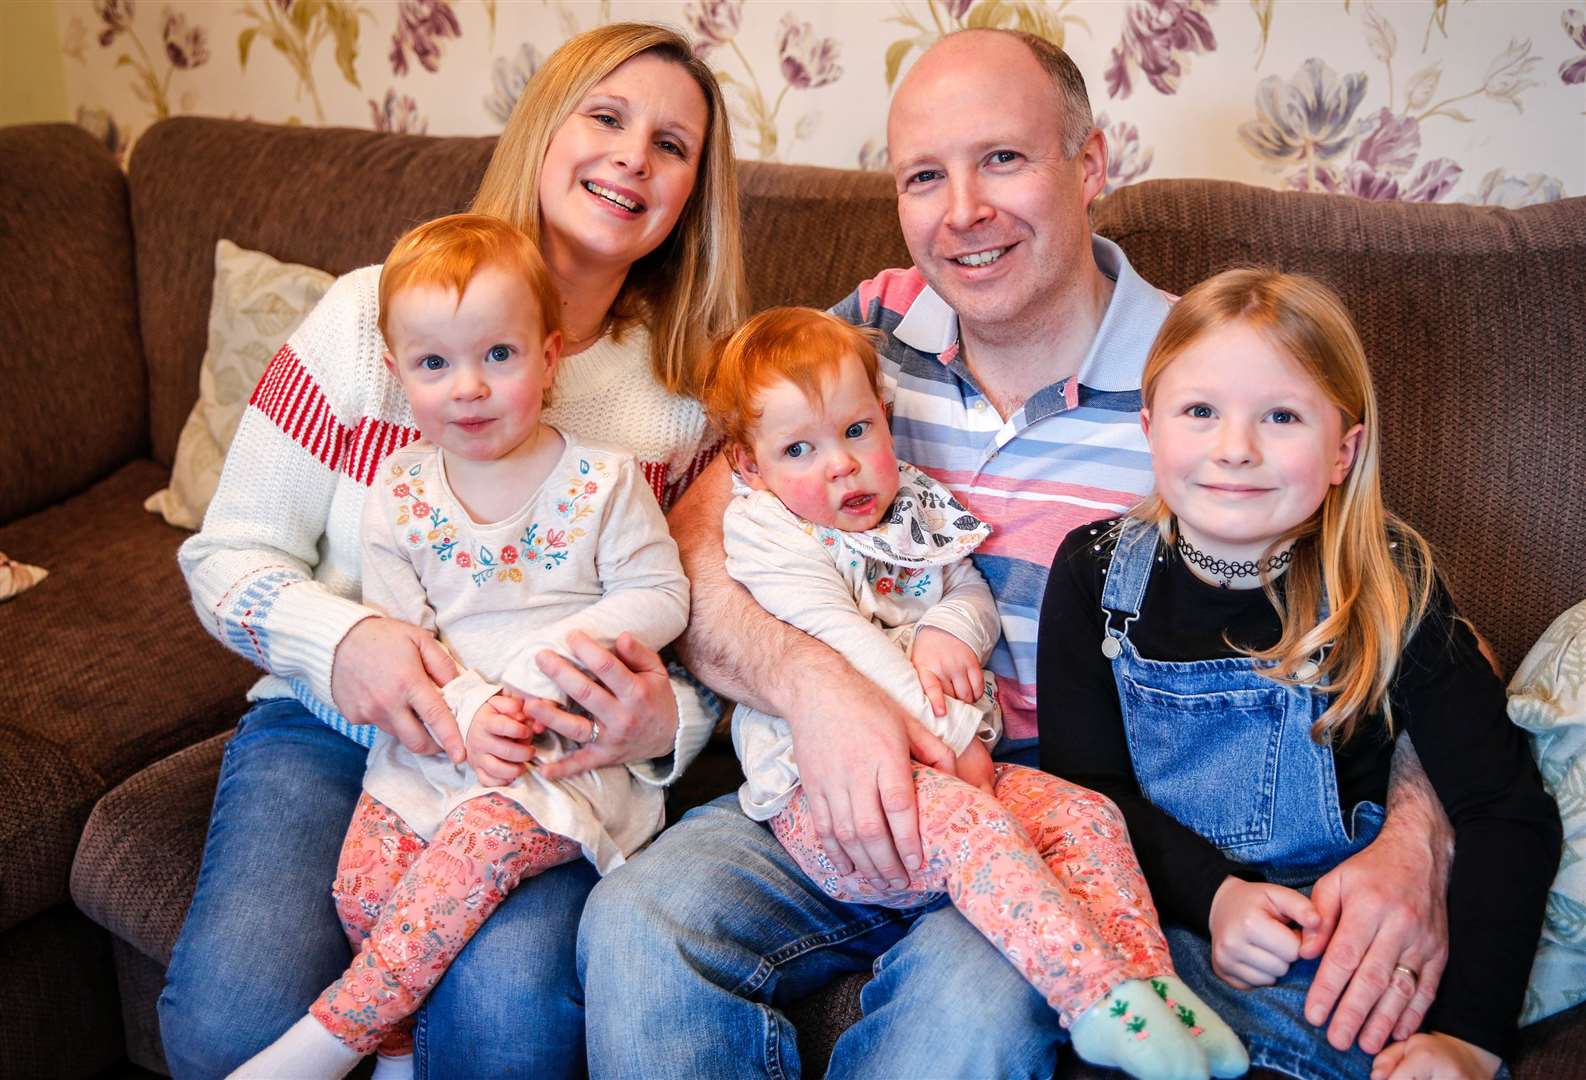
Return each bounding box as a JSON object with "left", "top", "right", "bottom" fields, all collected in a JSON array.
[{"left": 1392, "top": 963, "right": 1418, "bottom": 984}]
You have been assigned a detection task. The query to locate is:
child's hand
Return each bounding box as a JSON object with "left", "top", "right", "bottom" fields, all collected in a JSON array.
[
  {"left": 1370, "top": 1033, "right": 1501, "bottom": 1080},
  {"left": 911, "top": 626, "right": 984, "bottom": 717},
  {"left": 1209, "top": 877, "right": 1321, "bottom": 988},
  {"left": 953, "top": 737, "right": 996, "bottom": 795},
  {"left": 465, "top": 692, "right": 542, "bottom": 787}
]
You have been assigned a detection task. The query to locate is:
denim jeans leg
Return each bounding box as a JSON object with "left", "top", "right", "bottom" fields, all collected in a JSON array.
[
  {"left": 159, "top": 698, "right": 367, "bottom": 1079},
  {"left": 578, "top": 795, "right": 911, "bottom": 1080},
  {"left": 416, "top": 856, "right": 599, "bottom": 1078},
  {"left": 826, "top": 899, "right": 1065, "bottom": 1080},
  {"left": 1165, "top": 926, "right": 1376, "bottom": 1080}
]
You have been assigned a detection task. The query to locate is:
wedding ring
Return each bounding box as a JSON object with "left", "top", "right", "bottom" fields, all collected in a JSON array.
[
  {"left": 1392, "top": 963, "right": 1418, "bottom": 984},
  {"left": 587, "top": 719, "right": 601, "bottom": 745}
]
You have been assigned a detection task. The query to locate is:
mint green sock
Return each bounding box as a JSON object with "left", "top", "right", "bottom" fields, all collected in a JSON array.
[
  {"left": 1070, "top": 978, "right": 1211, "bottom": 1080},
  {"left": 1148, "top": 975, "right": 1250, "bottom": 1079}
]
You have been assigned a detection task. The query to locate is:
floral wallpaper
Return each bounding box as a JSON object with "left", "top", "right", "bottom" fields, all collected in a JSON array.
[{"left": 59, "top": 0, "right": 1585, "bottom": 207}]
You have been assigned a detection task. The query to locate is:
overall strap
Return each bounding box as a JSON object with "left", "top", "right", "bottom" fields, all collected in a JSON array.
[{"left": 1099, "top": 519, "right": 1160, "bottom": 617}]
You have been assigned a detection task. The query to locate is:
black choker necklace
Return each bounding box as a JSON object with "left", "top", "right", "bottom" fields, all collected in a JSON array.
[{"left": 1174, "top": 532, "right": 1292, "bottom": 588}]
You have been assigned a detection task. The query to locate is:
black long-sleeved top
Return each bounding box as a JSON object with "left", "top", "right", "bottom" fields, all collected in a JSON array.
[{"left": 1037, "top": 520, "right": 1561, "bottom": 1059}]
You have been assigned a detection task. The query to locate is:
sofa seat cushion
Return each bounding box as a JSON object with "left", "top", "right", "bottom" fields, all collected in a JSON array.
[
  {"left": 72, "top": 731, "right": 227, "bottom": 964},
  {"left": 0, "top": 459, "right": 256, "bottom": 931}
]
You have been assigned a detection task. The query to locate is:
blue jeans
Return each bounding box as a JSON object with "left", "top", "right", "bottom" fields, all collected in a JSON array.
[
  {"left": 159, "top": 698, "right": 598, "bottom": 1078},
  {"left": 577, "top": 794, "right": 1065, "bottom": 1080}
]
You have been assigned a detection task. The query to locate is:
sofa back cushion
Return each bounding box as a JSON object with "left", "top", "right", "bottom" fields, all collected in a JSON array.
[
  {"left": 1093, "top": 179, "right": 1586, "bottom": 676},
  {"left": 0, "top": 124, "right": 146, "bottom": 524},
  {"left": 127, "top": 119, "right": 910, "bottom": 470},
  {"left": 128, "top": 119, "right": 496, "bottom": 467}
]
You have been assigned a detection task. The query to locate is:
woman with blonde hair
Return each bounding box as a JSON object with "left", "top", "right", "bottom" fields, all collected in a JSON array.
[{"left": 162, "top": 23, "right": 745, "bottom": 1078}]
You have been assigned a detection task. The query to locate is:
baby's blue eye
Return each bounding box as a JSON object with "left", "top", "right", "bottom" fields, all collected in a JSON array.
[
  {"left": 421, "top": 355, "right": 446, "bottom": 371},
  {"left": 487, "top": 344, "right": 511, "bottom": 363},
  {"left": 784, "top": 441, "right": 812, "bottom": 459},
  {"left": 845, "top": 421, "right": 868, "bottom": 439},
  {"left": 1188, "top": 404, "right": 1213, "bottom": 419}
]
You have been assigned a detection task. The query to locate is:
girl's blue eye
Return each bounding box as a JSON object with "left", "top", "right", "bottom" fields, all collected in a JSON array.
[
  {"left": 487, "top": 344, "right": 511, "bottom": 363},
  {"left": 421, "top": 355, "right": 446, "bottom": 371},
  {"left": 784, "top": 441, "right": 812, "bottom": 459},
  {"left": 845, "top": 421, "right": 868, "bottom": 439},
  {"left": 1270, "top": 409, "right": 1297, "bottom": 424}
]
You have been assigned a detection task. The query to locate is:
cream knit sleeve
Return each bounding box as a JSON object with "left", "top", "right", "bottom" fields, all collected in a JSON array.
[{"left": 178, "top": 270, "right": 382, "bottom": 709}]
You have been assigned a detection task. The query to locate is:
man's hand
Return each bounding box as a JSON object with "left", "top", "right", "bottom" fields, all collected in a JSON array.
[
  {"left": 1302, "top": 737, "right": 1452, "bottom": 1055},
  {"left": 1209, "top": 877, "right": 1320, "bottom": 988},
  {"left": 785, "top": 659, "right": 955, "bottom": 890},
  {"left": 911, "top": 626, "right": 985, "bottom": 717},
  {"left": 953, "top": 737, "right": 995, "bottom": 795},
  {"left": 331, "top": 616, "right": 463, "bottom": 763},
  {"left": 528, "top": 632, "right": 680, "bottom": 781},
  {"left": 1371, "top": 1033, "right": 1501, "bottom": 1080},
  {"left": 466, "top": 692, "right": 542, "bottom": 786}
]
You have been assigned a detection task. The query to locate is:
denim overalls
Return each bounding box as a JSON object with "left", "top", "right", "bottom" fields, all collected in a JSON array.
[{"left": 1099, "top": 520, "right": 1384, "bottom": 885}]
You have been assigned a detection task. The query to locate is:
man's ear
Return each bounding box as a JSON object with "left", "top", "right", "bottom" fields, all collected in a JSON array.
[{"left": 1077, "top": 125, "right": 1108, "bottom": 209}]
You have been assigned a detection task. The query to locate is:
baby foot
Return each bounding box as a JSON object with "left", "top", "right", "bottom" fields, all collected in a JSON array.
[
  {"left": 1070, "top": 979, "right": 1210, "bottom": 1080},
  {"left": 371, "top": 1051, "right": 415, "bottom": 1080},
  {"left": 225, "top": 1014, "right": 363, "bottom": 1079},
  {"left": 1149, "top": 975, "right": 1249, "bottom": 1078}
]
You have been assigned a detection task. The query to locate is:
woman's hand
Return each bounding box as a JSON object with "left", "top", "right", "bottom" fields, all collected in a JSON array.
[
  {"left": 331, "top": 616, "right": 463, "bottom": 762},
  {"left": 1209, "top": 877, "right": 1321, "bottom": 988},
  {"left": 529, "top": 631, "right": 680, "bottom": 780},
  {"left": 1370, "top": 1033, "right": 1501, "bottom": 1080},
  {"left": 911, "top": 626, "right": 984, "bottom": 717}
]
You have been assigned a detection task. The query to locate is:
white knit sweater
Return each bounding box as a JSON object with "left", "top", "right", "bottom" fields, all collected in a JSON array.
[{"left": 179, "top": 264, "right": 719, "bottom": 783}]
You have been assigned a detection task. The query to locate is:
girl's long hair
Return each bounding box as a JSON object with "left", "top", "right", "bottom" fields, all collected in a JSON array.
[
  {"left": 471, "top": 23, "right": 747, "bottom": 398},
  {"left": 1133, "top": 269, "right": 1435, "bottom": 743}
]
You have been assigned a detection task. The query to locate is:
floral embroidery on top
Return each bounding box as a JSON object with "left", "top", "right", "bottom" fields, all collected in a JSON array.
[
  {"left": 386, "top": 455, "right": 608, "bottom": 587},
  {"left": 870, "top": 564, "right": 932, "bottom": 598}
]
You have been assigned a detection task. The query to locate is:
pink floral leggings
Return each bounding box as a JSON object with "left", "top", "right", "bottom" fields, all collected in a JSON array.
[
  {"left": 772, "top": 763, "right": 1174, "bottom": 1027},
  {"left": 311, "top": 792, "right": 581, "bottom": 1055}
]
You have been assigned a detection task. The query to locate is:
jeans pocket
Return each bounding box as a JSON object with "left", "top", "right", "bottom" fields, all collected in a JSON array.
[{"left": 1120, "top": 678, "right": 1287, "bottom": 851}]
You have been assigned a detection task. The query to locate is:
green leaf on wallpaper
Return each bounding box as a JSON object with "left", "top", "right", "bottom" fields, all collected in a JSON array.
[
  {"left": 238, "top": 27, "right": 258, "bottom": 68},
  {"left": 325, "top": 2, "right": 364, "bottom": 89},
  {"left": 1405, "top": 64, "right": 1441, "bottom": 110},
  {"left": 1363, "top": 4, "right": 1397, "bottom": 66},
  {"left": 291, "top": 0, "right": 320, "bottom": 36},
  {"left": 885, "top": 39, "right": 912, "bottom": 89},
  {"left": 115, "top": 53, "right": 134, "bottom": 69},
  {"left": 1250, "top": 0, "right": 1275, "bottom": 66}
]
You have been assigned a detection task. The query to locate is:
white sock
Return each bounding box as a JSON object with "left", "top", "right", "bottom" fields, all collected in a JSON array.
[
  {"left": 226, "top": 1014, "right": 363, "bottom": 1080},
  {"left": 371, "top": 1052, "right": 415, "bottom": 1080}
]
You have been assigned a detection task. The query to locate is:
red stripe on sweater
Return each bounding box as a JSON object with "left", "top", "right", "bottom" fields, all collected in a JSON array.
[
  {"left": 248, "top": 345, "right": 416, "bottom": 485},
  {"left": 662, "top": 438, "right": 721, "bottom": 513},
  {"left": 641, "top": 461, "right": 667, "bottom": 505}
]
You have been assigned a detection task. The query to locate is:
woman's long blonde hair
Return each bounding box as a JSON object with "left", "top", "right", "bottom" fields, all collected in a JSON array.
[
  {"left": 1134, "top": 269, "right": 1435, "bottom": 744},
  {"left": 471, "top": 23, "right": 746, "bottom": 397}
]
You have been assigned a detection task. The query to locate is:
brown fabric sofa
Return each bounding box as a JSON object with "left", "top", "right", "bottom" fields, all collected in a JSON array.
[{"left": 2, "top": 116, "right": 1583, "bottom": 1078}]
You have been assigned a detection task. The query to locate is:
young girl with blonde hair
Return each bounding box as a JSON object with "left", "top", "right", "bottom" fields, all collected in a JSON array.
[
  {"left": 705, "top": 307, "right": 1249, "bottom": 1080},
  {"left": 1038, "top": 269, "right": 1560, "bottom": 1080}
]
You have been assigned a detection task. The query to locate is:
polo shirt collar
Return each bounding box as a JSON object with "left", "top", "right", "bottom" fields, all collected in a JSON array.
[{"left": 890, "top": 235, "right": 1168, "bottom": 394}]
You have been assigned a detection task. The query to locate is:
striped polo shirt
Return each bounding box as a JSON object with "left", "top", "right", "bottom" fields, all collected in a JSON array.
[{"left": 831, "top": 236, "right": 1170, "bottom": 747}]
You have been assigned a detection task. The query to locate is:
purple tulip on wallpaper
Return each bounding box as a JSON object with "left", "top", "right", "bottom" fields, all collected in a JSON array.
[
  {"left": 1106, "top": 0, "right": 1219, "bottom": 100},
  {"left": 391, "top": 0, "right": 461, "bottom": 76},
  {"left": 94, "top": 0, "right": 134, "bottom": 46},
  {"left": 1563, "top": 9, "right": 1586, "bottom": 84},
  {"left": 371, "top": 89, "right": 428, "bottom": 134},
  {"left": 1097, "top": 112, "right": 1154, "bottom": 194},
  {"left": 779, "top": 14, "right": 842, "bottom": 90},
  {"left": 163, "top": 10, "right": 209, "bottom": 69},
  {"left": 688, "top": 0, "right": 742, "bottom": 57},
  {"left": 485, "top": 42, "right": 542, "bottom": 126}
]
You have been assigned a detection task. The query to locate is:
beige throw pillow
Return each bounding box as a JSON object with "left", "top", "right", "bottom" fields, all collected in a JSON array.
[{"left": 145, "top": 239, "right": 335, "bottom": 529}]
